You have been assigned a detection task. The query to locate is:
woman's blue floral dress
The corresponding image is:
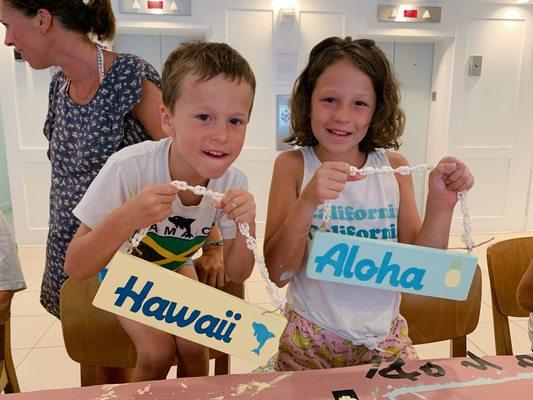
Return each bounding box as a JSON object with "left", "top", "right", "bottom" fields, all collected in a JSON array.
[{"left": 40, "top": 53, "right": 161, "bottom": 318}]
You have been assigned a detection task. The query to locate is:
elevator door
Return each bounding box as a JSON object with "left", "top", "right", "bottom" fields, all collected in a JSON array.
[
  {"left": 113, "top": 34, "right": 204, "bottom": 75},
  {"left": 378, "top": 42, "right": 434, "bottom": 215}
]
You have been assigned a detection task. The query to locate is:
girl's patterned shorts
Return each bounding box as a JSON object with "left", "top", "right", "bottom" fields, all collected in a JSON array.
[{"left": 276, "top": 307, "right": 418, "bottom": 371}]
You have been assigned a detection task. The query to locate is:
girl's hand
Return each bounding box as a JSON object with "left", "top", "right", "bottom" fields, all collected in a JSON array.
[
  {"left": 301, "top": 161, "right": 364, "bottom": 206},
  {"left": 121, "top": 183, "right": 176, "bottom": 232},
  {"left": 428, "top": 157, "right": 475, "bottom": 208},
  {"left": 216, "top": 189, "right": 256, "bottom": 225}
]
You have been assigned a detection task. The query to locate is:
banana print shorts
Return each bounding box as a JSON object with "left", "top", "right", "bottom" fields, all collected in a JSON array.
[{"left": 275, "top": 308, "right": 418, "bottom": 371}]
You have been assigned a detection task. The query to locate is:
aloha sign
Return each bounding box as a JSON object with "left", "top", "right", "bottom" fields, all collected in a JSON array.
[{"left": 306, "top": 232, "right": 477, "bottom": 300}]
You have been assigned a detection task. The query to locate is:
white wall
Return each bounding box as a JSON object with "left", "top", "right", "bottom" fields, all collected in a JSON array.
[
  {"left": 0, "top": 104, "right": 11, "bottom": 211},
  {"left": 447, "top": 4, "right": 533, "bottom": 232},
  {"left": 1, "top": 0, "right": 533, "bottom": 244},
  {"left": 524, "top": 6, "right": 533, "bottom": 232},
  {"left": 0, "top": 44, "right": 51, "bottom": 243}
]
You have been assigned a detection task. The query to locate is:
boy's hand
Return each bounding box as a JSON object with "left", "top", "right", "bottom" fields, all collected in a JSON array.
[
  {"left": 215, "top": 189, "right": 256, "bottom": 225},
  {"left": 428, "top": 157, "right": 475, "bottom": 208},
  {"left": 301, "top": 161, "right": 364, "bottom": 206},
  {"left": 122, "top": 183, "right": 177, "bottom": 231},
  {"left": 195, "top": 249, "right": 226, "bottom": 289}
]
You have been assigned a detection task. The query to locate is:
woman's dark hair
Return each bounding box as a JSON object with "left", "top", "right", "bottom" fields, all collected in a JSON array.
[
  {"left": 286, "top": 36, "right": 405, "bottom": 152},
  {"left": 5, "top": 0, "right": 115, "bottom": 41}
]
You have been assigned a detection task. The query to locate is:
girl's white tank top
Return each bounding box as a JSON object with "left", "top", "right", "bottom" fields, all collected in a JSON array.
[{"left": 287, "top": 146, "right": 402, "bottom": 348}]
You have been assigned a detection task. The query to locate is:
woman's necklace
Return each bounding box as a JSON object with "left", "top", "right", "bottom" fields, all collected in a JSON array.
[
  {"left": 71, "top": 75, "right": 99, "bottom": 101},
  {"left": 65, "top": 44, "right": 105, "bottom": 102}
]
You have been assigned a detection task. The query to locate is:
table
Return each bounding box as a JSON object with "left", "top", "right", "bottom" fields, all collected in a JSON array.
[{"left": 4, "top": 353, "right": 533, "bottom": 399}]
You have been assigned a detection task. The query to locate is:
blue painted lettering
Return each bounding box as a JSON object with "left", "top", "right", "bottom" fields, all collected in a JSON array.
[
  {"left": 313, "top": 245, "right": 426, "bottom": 291},
  {"left": 354, "top": 259, "right": 378, "bottom": 281},
  {"left": 194, "top": 315, "right": 221, "bottom": 338},
  {"left": 400, "top": 268, "right": 426, "bottom": 290},
  {"left": 314, "top": 243, "right": 349, "bottom": 277},
  {"left": 222, "top": 313, "right": 241, "bottom": 343},
  {"left": 375, "top": 252, "right": 401, "bottom": 287},
  {"left": 113, "top": 277, "right": 241, "bottom": 343},
  {"left": 164, "top": 304, "right": 200, "bottom": 327},
  {"left": 142, "top": 296, "right": 170, "bottom": 321},
  {"left": 114, "top": 276, "right": 152, "bottom": 312},
  {"left": 343, "top": 245, "right": 359, "bottom": 278}
]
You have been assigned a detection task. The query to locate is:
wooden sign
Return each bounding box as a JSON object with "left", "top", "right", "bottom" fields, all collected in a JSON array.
[
  {"left": 93, "top": 252, "right": 287, "bottom": 365},
  {"left": 306, "top": 232, "right": 477, "bottom": 300}
]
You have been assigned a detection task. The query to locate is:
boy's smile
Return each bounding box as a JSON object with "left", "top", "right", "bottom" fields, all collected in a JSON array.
[{"left": 161, "top": 73, "right": 254, "bottom": 186}]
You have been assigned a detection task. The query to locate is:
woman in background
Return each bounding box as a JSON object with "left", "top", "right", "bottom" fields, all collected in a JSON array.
[{"left": 0, "top": 0, "right": 224, "bottom": 322}]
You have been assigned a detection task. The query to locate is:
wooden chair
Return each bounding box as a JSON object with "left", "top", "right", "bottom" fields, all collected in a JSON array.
[
  {"left": 0, "top": 291, "right": 20, "bottom": 393},
  {"left": 486, "top": 237, "right": 533, "bottom": 355},
  {"left": 60, "top": 276, "right": 244, "bottom": 386},
  {"left": 400, "top": 265, "right": 482, "bottom": 357}
]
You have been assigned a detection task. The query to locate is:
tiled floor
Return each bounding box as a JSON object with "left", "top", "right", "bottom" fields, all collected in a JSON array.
[{"left": 8, "top": 231, "right": 533, "bottom": 393}]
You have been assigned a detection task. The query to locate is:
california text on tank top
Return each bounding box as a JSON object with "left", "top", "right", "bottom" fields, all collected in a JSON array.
[{"left": 287, "top": 146, "right": 401, "bottom": 348}]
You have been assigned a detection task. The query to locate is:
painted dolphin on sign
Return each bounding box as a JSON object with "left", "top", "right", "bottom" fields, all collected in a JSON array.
[{"left": 251, "top": 322, "right": 275, "bottom": 355}]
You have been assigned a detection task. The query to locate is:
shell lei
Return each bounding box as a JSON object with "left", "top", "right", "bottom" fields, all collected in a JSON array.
[
  {"left": 128, "top": 181, "right": 287, "bottom": 311},
  {"left": 127, "top": 164, "right": 475, "bottom": 313}
]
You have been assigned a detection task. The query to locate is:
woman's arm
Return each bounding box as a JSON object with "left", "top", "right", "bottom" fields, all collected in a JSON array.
[{"left": 132, "top": 80, "right": 167, "bottom": 140}]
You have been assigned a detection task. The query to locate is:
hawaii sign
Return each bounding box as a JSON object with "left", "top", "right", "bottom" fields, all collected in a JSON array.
[{"left": 93, "top": 251, "right": 287, "bottom": 364}]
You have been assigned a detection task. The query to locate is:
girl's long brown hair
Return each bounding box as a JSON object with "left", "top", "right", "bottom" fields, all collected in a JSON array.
[{"left": 286, "top": 36, "right": 405, "bottom": 152}]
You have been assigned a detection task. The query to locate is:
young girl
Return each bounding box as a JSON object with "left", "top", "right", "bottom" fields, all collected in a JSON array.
[{"left": 264, "top": 36, "right": 474, "bottom": 371}]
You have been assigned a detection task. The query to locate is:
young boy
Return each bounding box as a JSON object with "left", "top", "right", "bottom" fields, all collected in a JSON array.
[{"left": 64, "top": 41, "right": 257, "bottom": 382}]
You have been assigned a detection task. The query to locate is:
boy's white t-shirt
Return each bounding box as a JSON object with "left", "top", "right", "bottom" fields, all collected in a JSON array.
[
  {"left": 73, "top": 137, "right": 247, "bottom": 271},
  {"left": 287, "top": 146, "right": 401, "bottom": 348},
  {"left": 529, "top": 313, "right": 533, "bottom": 351}
]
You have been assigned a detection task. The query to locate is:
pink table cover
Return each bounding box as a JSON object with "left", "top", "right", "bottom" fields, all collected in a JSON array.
[{"left": 5, "top": 353, "right": 533, "bottom": 399}]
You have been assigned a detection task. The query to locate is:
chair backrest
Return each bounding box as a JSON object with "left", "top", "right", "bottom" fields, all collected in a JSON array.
[
  {"left": 400, "top": 265, "right": 482, "bottom": 356},
  {"left": 60, "top": 276, "right": 245, "bottom": 368},
  {"left": 486, "top": 237, "right": 533, "bottom": 318},
  {"left": 60, "top": 276, "right": 137, "bottom": 368},
  {"left": 486, "top": 236, "right": 533, "bottom": 355}
]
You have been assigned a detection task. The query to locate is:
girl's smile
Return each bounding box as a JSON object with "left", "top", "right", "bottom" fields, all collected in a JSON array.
[{"left": 310, "top": 59, "right": 376, "bottom": 164}]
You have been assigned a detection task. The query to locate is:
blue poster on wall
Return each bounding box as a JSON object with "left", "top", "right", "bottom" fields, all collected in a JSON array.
[{"left": 276, "top": 95, "right": 292, "bottom": 151}]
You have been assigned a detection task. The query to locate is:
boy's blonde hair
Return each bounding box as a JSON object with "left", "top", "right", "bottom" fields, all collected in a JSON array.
[
  {"left": 286, "top": 36, "right": 405, "bottom": 152},
  {"left": 162, "top": 41, "right": 256, "bottom": 113}
]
